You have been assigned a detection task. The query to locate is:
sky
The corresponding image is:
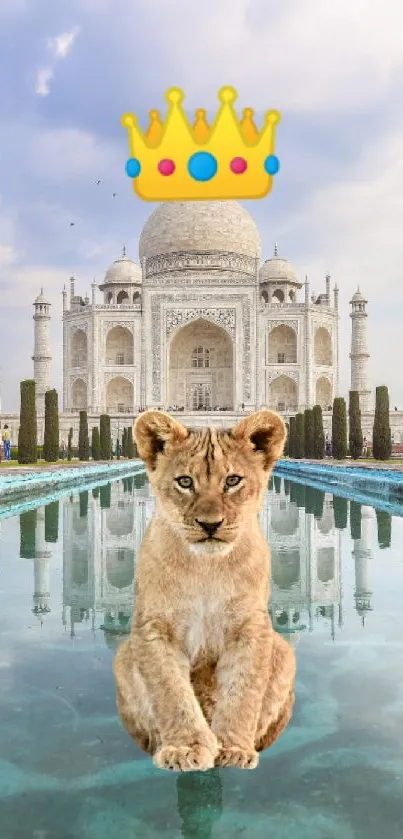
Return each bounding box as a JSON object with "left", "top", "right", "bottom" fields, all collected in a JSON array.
[{"left": 0, "top": 0, "right": 403, "bottom": 412}]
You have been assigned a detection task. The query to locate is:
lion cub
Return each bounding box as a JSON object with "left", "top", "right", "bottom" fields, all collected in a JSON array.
[{"left": 114, "top": 409, "right": 296, "bottom": 772}]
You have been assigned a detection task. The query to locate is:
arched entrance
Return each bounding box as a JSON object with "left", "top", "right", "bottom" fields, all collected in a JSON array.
[
  {"left": 106, "top": 377, "right": 134, "bottom": 413},
  {"left": 268, "top": 325, "right": 297, "bottom": 364},
  {"left": 168, "top": 318, "right": 234, "bottom": 411},
  {"left": 316, "top": 376, "right": 332, "bottom": 408},
  {"left": 106, "top": 326, "right": 133, "bottom": 366},
  {"left": 71, "top": 329, "right": 87, "bottom": 367},
  {"left": 72, "top": 378, "right": 87, "bottom": 410},
  {"left": 314, "top": 327, "right": 332, "bottom": 365},
  {"left": 269, "top": 375, "right": 298, "bottom": 412}
]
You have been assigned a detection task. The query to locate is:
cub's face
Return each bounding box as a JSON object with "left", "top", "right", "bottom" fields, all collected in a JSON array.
[{"left": 134, "top": 410, "right": 286, "bottom": 557}]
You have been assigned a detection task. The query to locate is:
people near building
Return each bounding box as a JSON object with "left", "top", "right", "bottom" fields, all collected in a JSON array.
[{"left": 2, "top": 424, "right": 11, "bottom": 460}]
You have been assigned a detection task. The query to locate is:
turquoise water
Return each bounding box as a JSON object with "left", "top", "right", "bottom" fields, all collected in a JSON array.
[{"left": 1, "top": 473, "right": 403, "bottom": 838}]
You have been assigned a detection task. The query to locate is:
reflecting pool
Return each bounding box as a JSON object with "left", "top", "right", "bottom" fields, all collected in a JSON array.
[{"left": 1, "top": 473, "right": 403, "bottom": 838}]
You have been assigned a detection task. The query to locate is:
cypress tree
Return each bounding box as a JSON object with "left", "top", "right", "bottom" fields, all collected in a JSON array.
[
  {"left": 100, "top": 482, "right": 111, "bottom": 509},
  {"left": 127, "top": 427, "right": 134, "bottom": 459},
  {"left": 78, "top": 411, "right": 89, "bottom": 461},
  {"left": 79, "top": 490, "right": 88, "bottom": 518},
  {"left": 100, "top": 414, "right": 111, "bottom": 460},
  {"left": 376, "top": 509, "right": 391, "bottom": 549},
  {"left": 313, "top": 405, "right": 325, "bottom": 459},
  {"left": 92, "top": 486, "right": 100, "bottom": 499},
  {"left": 91, "top": 426, "right": 101, "bottom": 460},
  {"left": 304, "top": 485, "right": 316, "bottom": 515},
  {"left": 18, "top": 380, "right": 37, "bottom": 464},
  {"left": 313, "top": 487, "right": 325, "bottom": 519},
  {"left": 350, "top": 500, "right": 362, "bottom": 541},
  {"left": 273, "top": 475, "right": 282, "bottom": 494},
  {"left": 333, "top": 495, "right": 348, "bottom": 529},
  {"left": 289, "top": 482, "right": 297, "bottom": 504},
  {"left": 288, "top": 416, "right": 296, "bottom": 458},
  {"left": 122, "top": 428, "right": 128, "bottom": 457},
  {"left": 304, "top": 409, "right": 314, "bottom": 458},
  {"left": 284, "top": 479, "right": 290, "bottom": 496},
  {"left": 294, "top": 482, "right": 306, "bottom": 508},
  {"left": 45, "top": 501, "right": 59, "bottom": 543},
  {"left": 67, "top": 427, "right": 73, "bottom": 460},
  {"left": 349, "top": 391, "right": 363, "bottom": 460},
  {"left": 133, "top": 471, "right": 146, "bottom": 488},
  {"left": 19, "top": 509, "right": 37, "bottom": 559},
  {"left": 332, "top": 397, "right": 347, "bottom": 460},
  {"left": 372, "top": 386, "right": 392, "bottom": 460},
  {"left": 126, "top": 475, "right": 134, "bottom": 492},
  {"left": 295, "top": 413, "right": 305, "bottom": 459},
  {"left": 283, "top": 423, "right": 289, "bottom": 456},
  {"left": 43, "top": 389, "right": 59, "bottom": 462}
]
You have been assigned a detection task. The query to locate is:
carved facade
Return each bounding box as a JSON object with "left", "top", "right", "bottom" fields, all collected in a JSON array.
[{"left": 56, "top": 201, "right": 340, "bottom": 428}]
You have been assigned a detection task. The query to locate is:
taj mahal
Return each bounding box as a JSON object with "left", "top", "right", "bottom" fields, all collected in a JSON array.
[{"left": 2, "top": 199, "right": 403, "bottom": 445}]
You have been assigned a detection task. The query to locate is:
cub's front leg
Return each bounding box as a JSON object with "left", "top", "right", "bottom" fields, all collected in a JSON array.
[
  {"left": 212, "top": 613, "right": 273, "bottom": 769},
  {"left": 135, "top": 619, "right": 219, "bottom": 772}
]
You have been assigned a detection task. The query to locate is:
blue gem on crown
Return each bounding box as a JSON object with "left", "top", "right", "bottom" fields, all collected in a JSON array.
[
  {"left": 264, "top": 155, "right": 280, "bottom": 175},
  {"left": 126, "top": 158, "right": 141, "bottom": 178},
  {"left": 188, "top": 151, "right": 218, "bottom": 182}
]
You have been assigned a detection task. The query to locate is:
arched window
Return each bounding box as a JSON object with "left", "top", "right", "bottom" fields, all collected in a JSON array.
[{"left": 191, "top": 346, "right": 210, "bottom": 368}]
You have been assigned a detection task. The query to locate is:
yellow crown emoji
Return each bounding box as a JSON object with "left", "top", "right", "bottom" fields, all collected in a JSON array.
[{"left": 121, "top": 86, "right": 281, "bottom": 202}]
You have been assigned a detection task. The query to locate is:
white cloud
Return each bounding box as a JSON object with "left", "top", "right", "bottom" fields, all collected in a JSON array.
[
  {"left": 30, "top": 127, "right": 120, "bottom": 180},
  {"left": 35, "top": 66, "right": 53, "bottom": 96},
  {"left": 47, "top": 26, "right": 80, "bottom": 59},
  {"left": 0, "top": 244, "right": 16, "bottom": 268},
  {"left": 134, "top": 0, "right": 403, "bottom": 112},
  {"left": 35, "top": 26, "right": 80, "bottom": 96}
]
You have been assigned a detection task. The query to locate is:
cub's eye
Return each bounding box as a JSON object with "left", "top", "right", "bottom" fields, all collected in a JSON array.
[
  {"left": 225, "top": 475, "right": 243, "bottom": 489},
  {"left": 175, "top": 475, "right": 194, "bottom": 490}
]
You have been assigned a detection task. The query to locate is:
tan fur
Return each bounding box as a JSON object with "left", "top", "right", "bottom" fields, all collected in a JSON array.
[{"left": 113, "top": 409, "right": 296, "bottom": 772}]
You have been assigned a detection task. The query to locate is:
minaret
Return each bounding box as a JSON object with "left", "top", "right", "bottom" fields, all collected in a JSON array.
[
  {"left": 349, "top": 287, "right": 371, "bottom": 412},
  {"left": 32, "top": 289, "right": 52, "bottom": 416},
  {"left": 352, "top": 505, "right": 373, "bottom": 624},
  {"left": 32, "top": 507, "right": 52, "bottom": 623}
]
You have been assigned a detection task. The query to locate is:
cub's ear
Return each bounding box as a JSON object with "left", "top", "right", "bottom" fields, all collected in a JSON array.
[
  {"left": 134, "top": 410, "right": 189, "bottom": 470},
  {"left": 232, "top": 410, "right": 286, "bottom": 471}
]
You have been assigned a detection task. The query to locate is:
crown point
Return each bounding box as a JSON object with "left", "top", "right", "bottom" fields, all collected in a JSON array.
[
  {"left": 218, "top": 86, "right": 238, "bottom": 104},
  {"left": 165, "top": 87, "right": 184, "bottom": 106},
  {"left": 264, "top": 109, "right": 281, "bottom": 126},
  {"left": 193, "top": 108, "right": 210, "bottom": 142},
  {"left": 121, "top": 112, "right": 137, "bottom": 129},
  {"left": 241, "top": 107, "right": 258, "bottom": 143}
]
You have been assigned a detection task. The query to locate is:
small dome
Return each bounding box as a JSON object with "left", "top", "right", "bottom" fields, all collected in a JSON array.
[
  {"left": 102, "top": 247, "right": 142, "bottom": 285},
  {"left": 139, "top": 201, "right": 261, "bottom": 262},
  {"left": 351, "top": 288, "right": 366, "bottom": 303},
  {"left": 34, "top": 288, "right": 50, "bottom": 305},
  {"left": 259, "top": 249, "right": 298, "bottom": 284}
]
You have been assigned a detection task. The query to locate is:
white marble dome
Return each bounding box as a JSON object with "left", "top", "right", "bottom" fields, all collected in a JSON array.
[
  {"left": 139, "top": 201, "right": 261, "bottom": 261},
  {"left": 103, "top": 249, "right": 142, "bottom": 285},
  {"left": 259, "top": 254, "right": 297, "bottom": 284}
]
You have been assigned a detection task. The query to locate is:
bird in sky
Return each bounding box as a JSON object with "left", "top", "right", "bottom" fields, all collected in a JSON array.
[
  {"left": 96, "top": 179, "right": 101, "bottom": 185},
  {"left": 112, "top": 192, "right": 117, "bottom": 198},
  {"left": 70, "top": 222, "right": 75, "bottom": 227}
]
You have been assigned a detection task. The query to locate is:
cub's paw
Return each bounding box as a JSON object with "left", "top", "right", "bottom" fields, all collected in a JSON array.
[
  {"left": 154, "top": 744, "right": 216, "bottom": 773},
  {"left": 215, "top": 746, "right": 259, "bottom": 770}
]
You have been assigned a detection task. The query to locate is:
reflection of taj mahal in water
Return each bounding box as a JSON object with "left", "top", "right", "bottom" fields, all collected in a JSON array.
[{"left": 17, "top": 476, "right": 379, "bottom": 646}]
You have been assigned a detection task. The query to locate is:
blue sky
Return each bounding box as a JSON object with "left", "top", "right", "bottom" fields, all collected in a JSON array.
[{"left": 0, "top": 0, "right": 403, "bottom": 411}]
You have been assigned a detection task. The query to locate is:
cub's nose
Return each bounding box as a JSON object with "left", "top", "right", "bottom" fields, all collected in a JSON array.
[{"left": 196, "top": 519, "right": 224, "bottom": 537}]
